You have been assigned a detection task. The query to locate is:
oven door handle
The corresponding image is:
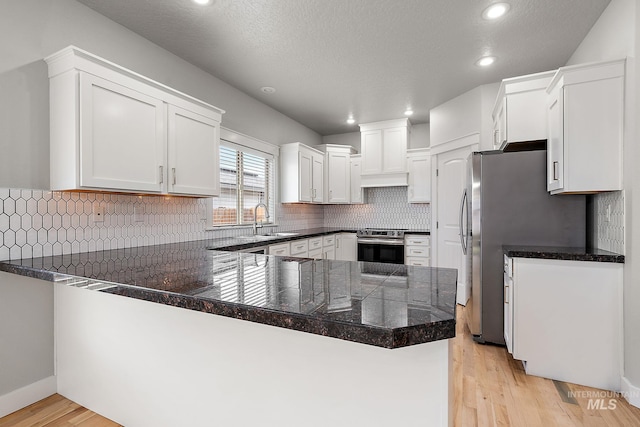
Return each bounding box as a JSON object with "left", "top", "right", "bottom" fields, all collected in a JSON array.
[{"left": 357, "top": 238, "right": 405, "bottom": 246}]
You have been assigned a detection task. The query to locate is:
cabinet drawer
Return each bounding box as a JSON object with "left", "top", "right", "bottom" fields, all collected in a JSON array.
[
  {"left": 290, "top": 239, "right": 309, "bottom": 255},
  {"left": 406, "top": 257, "right": 430, "bottom": 267},
  {"left": 269, "top": 242, "right": 290, "bottom": 256},
  {"left": 308, "top": 248, "right": 323, "bottom": 259},
  {"left": 406, "top": 246, "right": 430, "bottom": 258},
  {"left": 308, "top": 237, "right": 323, "bottom": 250},
  {"left": 405, "top": 236, "right": 430, "bottom": 246},
  {"left": 323, "top": 235, "right": 335, "bottom": 247}
]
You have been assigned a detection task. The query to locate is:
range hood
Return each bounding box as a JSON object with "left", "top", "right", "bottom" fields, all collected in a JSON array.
[
  {"left": 501, "top": 139, "right": 547, "bottom": 152},
  {"left": 360, "top": 173, "right": 408, "bottom": 188}
]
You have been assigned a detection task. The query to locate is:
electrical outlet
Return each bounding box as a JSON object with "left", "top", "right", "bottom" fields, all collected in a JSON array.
[
  {"left": 606, "top": 204, "right": 612, "bottom": 222},
  {"left": 92, "top": 205, "right": 105, "bottom": 222}
]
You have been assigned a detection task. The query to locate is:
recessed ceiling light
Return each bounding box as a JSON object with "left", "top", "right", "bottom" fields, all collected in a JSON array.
[
  {"left": 482, "top": 3, "right": 510, "bottom": 20},
  {"left": 260, "top": 86, "right": 276, "bottom": 94},
  {"left": 404, "top": 109, "right": 414, "bottom": 116},
  {"left": 192, "top": 0, "right": 211, "bottom": 5},
  {"left": 346, "top": 117, "right": 356, "bottom": 124},
  {"left": 476, "top": 56, "right": 496, "bottom": 67}
]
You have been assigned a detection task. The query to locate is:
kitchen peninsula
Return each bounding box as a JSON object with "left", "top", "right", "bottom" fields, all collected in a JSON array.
[{"left": 0, "top": 230, "right": 456, "bottom": 427}]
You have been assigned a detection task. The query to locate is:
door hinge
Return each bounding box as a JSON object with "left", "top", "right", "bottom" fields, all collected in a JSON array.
[
  {"left": 436, "top": 169, "right": 439, "bottom": 177},
  {"left": 436, "top": 221, "right": 439, "bottom": 229}
]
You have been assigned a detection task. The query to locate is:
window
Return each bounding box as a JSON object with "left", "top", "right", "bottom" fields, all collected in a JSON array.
[{"left": 212, "top": 139, "right": 274, "bottom": 227}]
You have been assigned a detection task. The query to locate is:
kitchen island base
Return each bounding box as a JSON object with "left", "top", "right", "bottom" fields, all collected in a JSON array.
[{"left": 55, "top": 283, "right": 453, "bottom": 427}]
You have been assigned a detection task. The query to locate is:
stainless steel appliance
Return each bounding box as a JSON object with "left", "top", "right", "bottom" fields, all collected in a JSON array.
[
  {"left": 357, "top": 229, "right": 405, "bottom": 264},
  {"left": 463, "top": 150, "right": 586, "bottom": 345}
]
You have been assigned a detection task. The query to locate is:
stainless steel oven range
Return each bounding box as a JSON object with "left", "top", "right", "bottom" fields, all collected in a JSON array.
[{"left": 356, "top": 229, "right": 405, "bottom": 264}]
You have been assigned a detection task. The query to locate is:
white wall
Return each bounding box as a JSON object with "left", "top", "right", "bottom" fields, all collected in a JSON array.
[
  {"left": 566, "top": 0, "right": 640, "bottom": 399},
  {"left": 0, "top": 0, "right": 322, "bottom": 190},
  {"left": 0, "top": 272, "right": 54, "bottom": 396},
  {"left": 322, "top": 131, "right": 361, "bottom": 151},
  {"left": 429, "top": 83, "right": 499, "bottom": 149}
]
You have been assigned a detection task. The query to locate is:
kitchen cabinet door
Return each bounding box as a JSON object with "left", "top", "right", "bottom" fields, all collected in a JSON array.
[
  {"left": 546, "top": 60, "right": 624, "bottom": 194},
  {"left": 407, "top": 149, "right": 431, "bottom": 203},
  {"left": 311, "top": 152, "right": 324, "bottom": 203},
  {"left": 361, "top": 130, "right": 383, "bottom": 175},
  {"left": 79, "top": 73, "right": 165, "bottom": 193},
  {"left": 167, "top": 105, "right": 220, "bottom": 196},
  {"left": 298, "top": 150, "right": 313, "bottom": 202},
  {"left": 382, "top": 127, "right": 407, "bottom": 173},
  {"left": 326, "top": 151, "right": 350, "bottom": 203},
  {"left": 350, "top": 155, "right": 365, "bottom": 204},
  {"left": 335, "top": 233, "right": 357, "bottom": 261}
]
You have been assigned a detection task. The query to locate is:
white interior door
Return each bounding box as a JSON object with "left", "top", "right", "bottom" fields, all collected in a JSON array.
[{"left": 434, "top": 144, "right": 476, "bottom": 305}]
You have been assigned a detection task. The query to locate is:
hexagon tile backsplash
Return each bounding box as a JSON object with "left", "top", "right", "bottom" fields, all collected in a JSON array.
[{"left": 0, "top": 188, "right": 326, "bottom": 261}]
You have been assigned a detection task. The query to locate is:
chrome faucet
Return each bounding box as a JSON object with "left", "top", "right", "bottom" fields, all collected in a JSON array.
[{"left": 253, "top": 201, "right": 270, "bottom": 235}]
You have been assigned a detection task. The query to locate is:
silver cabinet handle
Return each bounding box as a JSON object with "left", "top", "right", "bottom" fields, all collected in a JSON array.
[
  {"left": 159, "top": 166, "right": 164, "bottom": 184},
  {"left": 553, "top": 161, "right": 559, "bottom": 181},
  {"left": 172, "top": 168, "right": 176, "bottom": 185}
]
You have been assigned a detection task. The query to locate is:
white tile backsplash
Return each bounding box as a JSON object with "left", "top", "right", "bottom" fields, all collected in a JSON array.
[
  {"left": 592, "top": 191, "right": 625, "bottom": 254},
  {"left": 323, "top": 187, "right": 430, "bottom": 230}
]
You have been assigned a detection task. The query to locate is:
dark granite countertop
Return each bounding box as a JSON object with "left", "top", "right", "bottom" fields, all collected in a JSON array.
[
  {"left": 207, "top": 227, "right": 430, "bottom": 251},
  {"left": 0, "top": 236, "right": 453, "bottom": 349},
  {"left": 503, "top": 245, "right": 625, "bottom": 263}
]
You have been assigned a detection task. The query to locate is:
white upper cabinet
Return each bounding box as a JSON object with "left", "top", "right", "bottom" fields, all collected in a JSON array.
[
  {"left": 78, "top": 73, "right": 165, "bottom": 193},
  {"left": 350, "top": 155, "right": 365, "bottom": 204},
  {"left": 167, "top": 105, "right": 221, "bottom": 196},
  {"left": 492, "top": 71, "right": 555, "bottom": 150},
  {"left": 546, "top": 59, "right": 624, "bottom": 195},
  {"left": 45, "top": 46, "right": 224, "bottom": 197},
  {"left": 359, "top": 118, "right": 410, "bottom": 187},
  {"left": 280, "top": 143, "right": 324, "bottom": 203},
  {"left": 316, "top": 144, "right": 357, "bottom": 204},
  {"left": 407, "top": 148, "right": 431, "bottom": 203}
]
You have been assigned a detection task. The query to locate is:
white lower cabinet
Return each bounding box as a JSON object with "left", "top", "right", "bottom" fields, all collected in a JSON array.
[
  {"left": 335, "top": 233, "right": 357, "bottom": 261},
  {"left": 505, "top": 256, "right": 623, "bottom": 391},
  {"left": 268, "top": 242, "right": 290, "bottom": 256},
  {"left": 322, "top": 235, "right": 336, "bottom": 260},
  {"left": 290, "top": 240, "right": 309, "bottom": 258},
  {"left": 404, "top": 235, "right": 430, "bottom": 266}
]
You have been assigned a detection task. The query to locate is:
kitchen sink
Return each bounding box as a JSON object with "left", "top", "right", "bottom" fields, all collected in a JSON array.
[
  {"left": 236, "top": 235, "right": 275, "bottom": 241},
  {"left": 267, "top": 232, "right": 299, "bottom": 237}
]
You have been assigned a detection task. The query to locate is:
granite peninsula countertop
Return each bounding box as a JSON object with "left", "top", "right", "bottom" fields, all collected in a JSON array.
[
  {"left": 503, "top": 245, "right": 625, "bottom": 263},
  {"left": 0, "top": 232, "right": 453, "bottom": 349}
]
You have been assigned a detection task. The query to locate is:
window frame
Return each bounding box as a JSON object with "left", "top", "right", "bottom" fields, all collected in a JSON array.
[{"left": 206, "top": 127, "right": 279, "bottom": 230}]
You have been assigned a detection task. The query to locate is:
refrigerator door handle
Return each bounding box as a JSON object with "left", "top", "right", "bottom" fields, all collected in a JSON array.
[{"left": 459, "top": 189, "right": 468, "bottom": 255}]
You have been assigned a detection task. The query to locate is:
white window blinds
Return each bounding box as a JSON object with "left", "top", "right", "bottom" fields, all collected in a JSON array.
[{"left": 212, "top": 140, "right": 274, "bottom": 227}]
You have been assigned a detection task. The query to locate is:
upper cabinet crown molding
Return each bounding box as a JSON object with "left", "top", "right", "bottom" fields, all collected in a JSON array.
[
  {"left": 45, "top": 45, "right": 224, "bottom": 120},
  {"left": 358, "top": 118, "right": 411, "bottom": 132},
  {"left": 45, "top": 45, "right": 224, "bottom": 197}
]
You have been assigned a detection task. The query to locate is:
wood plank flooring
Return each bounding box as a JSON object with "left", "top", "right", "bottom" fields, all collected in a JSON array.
[
  {"left": 453, "top": 305, "right": 640, "bottom": 427},
  {"left": 2, "top": 305, "right": 640, "bottom": 426}
]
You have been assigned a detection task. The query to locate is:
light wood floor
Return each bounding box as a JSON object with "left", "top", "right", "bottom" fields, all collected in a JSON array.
[
  {"left": 453, "top": 305, "right": 640, "bottom": 426},
  {"left": 2, "top": 306, "right": 640, "bottom": 426}
]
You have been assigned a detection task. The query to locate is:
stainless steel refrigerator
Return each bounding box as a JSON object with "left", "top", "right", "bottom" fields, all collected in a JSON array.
[{"left": 463, "top": 150, "right": 586, "bottom": 345}]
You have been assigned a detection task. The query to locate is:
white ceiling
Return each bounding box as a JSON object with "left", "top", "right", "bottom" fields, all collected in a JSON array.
[{"left": 76, "top": 0, "right": 610, "bottom": 136}]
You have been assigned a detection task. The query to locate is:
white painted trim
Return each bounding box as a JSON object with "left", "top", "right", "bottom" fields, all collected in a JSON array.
[
  {"left": 456, "top": 281, "right": 470, "bottom": 306},
  {"left": 358, "top": 118, "right": 411, "bottom": 132},
  {"left": 0, "top": 376, "right": 57, "bottom": 418},
  {"left": 220, "top": 127, "right": 279, "bottom": 157},
  {"left": 429, "top": 132, "right": 480, "bottom": 155},
  {"left": 621, "top": 377, "right": 640, "bottom": 409}
]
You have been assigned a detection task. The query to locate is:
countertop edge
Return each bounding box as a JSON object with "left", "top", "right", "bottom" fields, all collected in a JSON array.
[{"left": 503, "top": 246, "right": 625, "bottom": 264}]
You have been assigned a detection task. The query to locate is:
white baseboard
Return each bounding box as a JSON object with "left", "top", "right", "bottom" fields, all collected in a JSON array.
[
  {"left": 0, "top": 376, "right": 57, "bottom": 418},
  {"left": 621, "top": 376, "right": 640, "bottom": 409},
  {"left": 456, "top": 282, "right": 470, "bottom": 306}
]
